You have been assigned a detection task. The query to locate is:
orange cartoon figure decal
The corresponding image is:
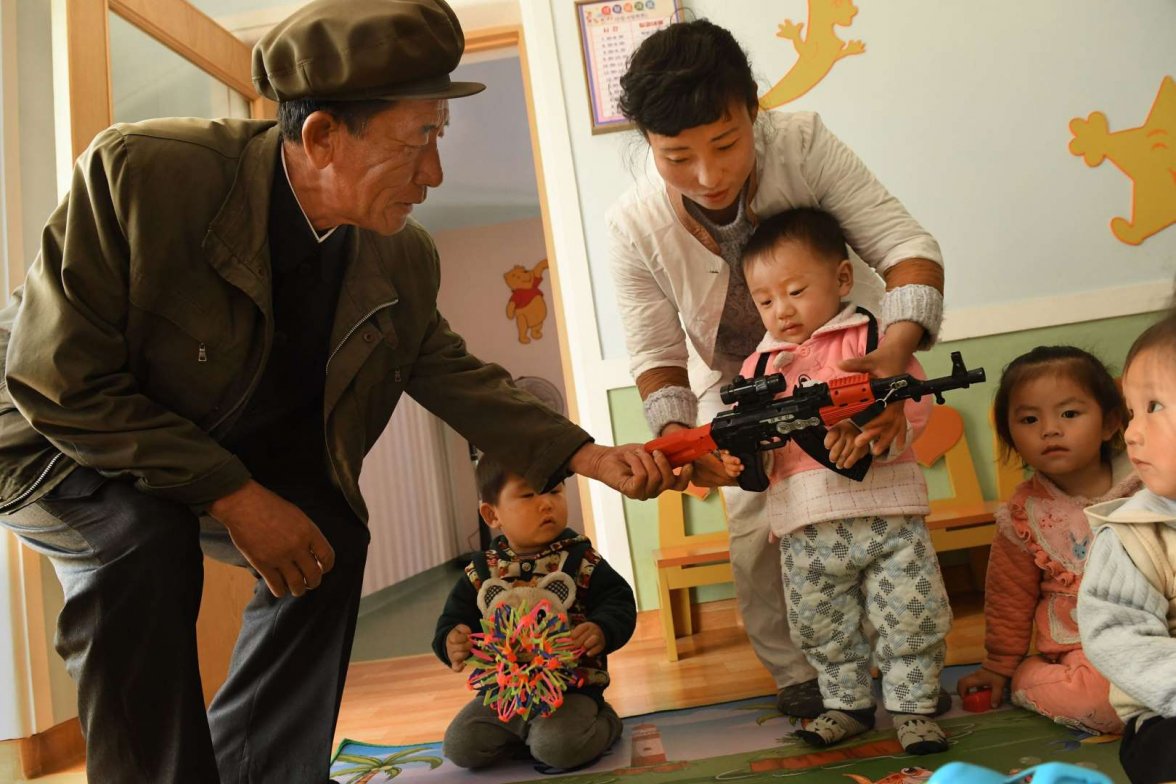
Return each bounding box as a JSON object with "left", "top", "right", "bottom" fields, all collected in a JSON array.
[
  {"left": 504, "top": 259, "right": 549, "bottom": 344},
  {"left": 1069, "top": 75, "right": 1176, "bottom": 246},
  {"left": 760, "top": 0, "right": 866, "bottom": 110}
]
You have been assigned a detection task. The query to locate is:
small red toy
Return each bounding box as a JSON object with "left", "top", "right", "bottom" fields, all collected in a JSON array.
[{"left": 962, "top": 685, "right": 994, "bottom": 713}]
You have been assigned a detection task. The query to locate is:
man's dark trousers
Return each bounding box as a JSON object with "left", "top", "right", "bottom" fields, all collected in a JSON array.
[{"left": 2, "top": 467, "right": 370, "bottom": 783}]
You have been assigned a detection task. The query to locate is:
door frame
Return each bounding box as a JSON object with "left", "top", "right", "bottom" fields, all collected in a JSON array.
[{"left": 6, "top": 0, "right": 265, "bottom": 751}]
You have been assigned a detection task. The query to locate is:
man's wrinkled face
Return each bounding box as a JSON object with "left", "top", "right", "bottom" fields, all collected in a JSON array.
[{"left": 328, "top": 99, "right": 449, "bottom": 236}]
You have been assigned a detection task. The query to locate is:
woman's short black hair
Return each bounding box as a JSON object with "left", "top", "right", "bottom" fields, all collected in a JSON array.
[
  {"left": 277, "top": 98, "right": 391, "bottom": 142},
  {"left": 618, "top": 19, "right": 758, "bottom": 137},
  {"left": 992, "top": 345, "right": 1126, "bottom": 465}
]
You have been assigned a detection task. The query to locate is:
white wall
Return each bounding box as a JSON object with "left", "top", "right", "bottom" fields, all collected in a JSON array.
[
  {"left": 543, "top": 0, "right": 1176, "bottom": 361},
  {"left": 432, "top": 217, "right": 584, "bottom": 530}
]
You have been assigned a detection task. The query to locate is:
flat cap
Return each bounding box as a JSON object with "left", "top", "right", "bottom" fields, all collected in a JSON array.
[{"left": 252, "top": 0, "right": 485, "bottom": 102}]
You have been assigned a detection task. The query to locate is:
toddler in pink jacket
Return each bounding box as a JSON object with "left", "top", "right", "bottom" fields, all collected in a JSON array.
[
  {"left": 726, "top": 209, "right": 951, "bottom": 755},
  {"left": 958, "top": 346, "right": 1138, "bottom": 734}
]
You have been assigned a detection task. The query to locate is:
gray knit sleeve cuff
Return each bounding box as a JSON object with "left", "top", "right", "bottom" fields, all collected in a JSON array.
[
  {"left": 643, "top": 385, "right": 699, "bottom": 436},
  {"left": 881, "top": 284, "right": 944, "bottom": 349}
]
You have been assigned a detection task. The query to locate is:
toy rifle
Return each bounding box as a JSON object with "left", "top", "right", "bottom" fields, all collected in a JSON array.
[{"left": 644, "top": 351, "right": 985, "bottom": 492}]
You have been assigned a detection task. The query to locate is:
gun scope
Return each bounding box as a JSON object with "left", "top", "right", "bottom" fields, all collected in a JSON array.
[{"left": 720, "top": 374, "right": 787, "bottom": 406}]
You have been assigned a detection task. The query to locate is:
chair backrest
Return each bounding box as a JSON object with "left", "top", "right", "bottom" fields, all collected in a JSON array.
[
  {"left": 993, "top": 442, "right": 1027, "bottom": 501},
  {"left": 657, "top": 488, "right": 729, "bottom": 550},
  {"left": 912, "top": 405, "right": 984, "bottom": 510}
]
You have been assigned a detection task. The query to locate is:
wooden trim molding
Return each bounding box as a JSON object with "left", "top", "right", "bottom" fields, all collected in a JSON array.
[
  {"left": 59, "top": 0, "right": 113, "bottom": 160},
  {"left": 251, "top": 96, "right": 277, "bottom": 122},
  {"left": 109, "top": 0, "right": 255, "bottom": 99},
  {"left": 18, "top": 717, "right": 84, "bottom": 778},
  {"left": 513, "top": 27, "right": 598, "bottom": 539},
  {"left": 464, "top": 24, "right": 519, "bottom": 54}
]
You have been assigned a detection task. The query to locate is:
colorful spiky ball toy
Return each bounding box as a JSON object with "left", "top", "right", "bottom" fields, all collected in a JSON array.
[{"left": 467, "top": 599, "right": 583, "bottom": 722}]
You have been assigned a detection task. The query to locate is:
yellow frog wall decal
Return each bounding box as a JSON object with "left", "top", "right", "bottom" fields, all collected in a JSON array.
[
  {"left": 1069, "top": 75, "right": 1176, "bottom": 246},
  {"left": 760, "top": 0, "right": 866, "bottom": 110}
]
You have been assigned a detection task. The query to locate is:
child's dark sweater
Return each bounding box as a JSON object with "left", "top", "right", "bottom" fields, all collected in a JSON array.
[{"left": 433, "top": 529, "right": 636, "bottom": 700}]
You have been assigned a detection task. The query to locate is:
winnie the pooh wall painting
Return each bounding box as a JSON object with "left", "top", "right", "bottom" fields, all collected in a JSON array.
[
  {"left": 504, "top": 259, "right": 549, "bottom": 344},
  {"left": 760, "top": 0, "right": 866, "bottom": 110},
  {"left": 1069, "top": 75, "right": 1176, "bottom": 246}
]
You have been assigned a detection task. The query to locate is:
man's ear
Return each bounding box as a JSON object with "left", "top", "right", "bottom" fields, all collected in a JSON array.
[
  {"left": 837, "top": 258, "right": 854, "bottom": 297},
  {"left": 300, "top": 110, "right": 341, "bottom": 169},
  {"left": 479, "top": 501, "right": 500, "bottom": 529}
]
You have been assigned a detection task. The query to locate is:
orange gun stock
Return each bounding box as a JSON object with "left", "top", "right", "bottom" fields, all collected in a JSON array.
[{"left": 644, "top": 424, "right": 717, "bottom": 468}]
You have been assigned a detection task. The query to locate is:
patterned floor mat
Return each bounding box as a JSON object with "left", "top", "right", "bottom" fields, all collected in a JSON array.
[{"left": 330, "top": 687, "right": 1125, "bottom": 783}]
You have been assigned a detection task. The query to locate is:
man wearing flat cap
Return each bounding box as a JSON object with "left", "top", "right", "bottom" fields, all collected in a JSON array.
[{"left": 0, "top": 0, "right": 685, "bottom": 781}]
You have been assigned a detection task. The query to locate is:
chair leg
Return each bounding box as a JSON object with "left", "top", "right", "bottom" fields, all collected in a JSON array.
[
  {"left": 657, "top": 569, "right": 679, "bottom": 662},
  {"left": 968, "top": 545, "right": 991, "bottom": 592},
  {"left": 672, "top": 585, "right": 693, "bottom": 637}
]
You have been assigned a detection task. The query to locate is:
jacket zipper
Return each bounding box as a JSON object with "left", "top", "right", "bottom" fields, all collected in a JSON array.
[
  {"left": 0, "top": 451, "right": 65, "bottom": 513},
  {"left": 324, "top": 300, "right": 399, "bottom": 375}
]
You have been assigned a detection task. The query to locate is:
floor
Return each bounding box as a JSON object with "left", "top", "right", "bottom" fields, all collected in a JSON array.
[
  {"left": 23, "top": 586, "right": 986, "bottom": 781},
  {"left": 350, "top": 559, "right": 466, "bottom": 662},
  {"left": 333, "top": 591, "right": 986, "bottom": 748}
]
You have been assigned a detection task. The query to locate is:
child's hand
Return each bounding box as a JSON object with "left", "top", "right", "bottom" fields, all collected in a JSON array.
[
  {"left": 570, "top": 621, "right": 607, "bottom": 657},
  {"left": 446, "top": 624, "right": 473, "bottom": 672},
  {"left": 718, "top": 450, "right": 744, "bottom": 478},
  {"left": 824, "top": 421, "right": 870, "bottom": 469},
  {"left": 957, "top": 667, "right": 1008, "bottom": 708}
]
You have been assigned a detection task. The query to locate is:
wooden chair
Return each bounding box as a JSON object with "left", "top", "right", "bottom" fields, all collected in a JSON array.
[
  {"left": 653, "top": 489, "right": 733, "bottom": 661},
  {"left": 913, "top": 405, "right": 1002, "bottom": 553}
]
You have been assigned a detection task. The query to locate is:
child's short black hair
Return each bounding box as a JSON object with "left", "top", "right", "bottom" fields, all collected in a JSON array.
[
  {"left": 618, "top": 19, "right": 758, "bottom": 137},
  {"left": 992, "top": 345, "right": 1126, "bottom": 464},
  {"left": 1125, "top": 310, "right": 1176, "bottom": 373},
  {"left": 474, "top": 452, "right": 514, "bottom": 505},
  {"left": 741, "top": 208, "right": 849, "bottom": 273}
]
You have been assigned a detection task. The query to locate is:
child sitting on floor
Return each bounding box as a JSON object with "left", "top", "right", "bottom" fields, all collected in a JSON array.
[
  {"left": 957, "top": 346, "right": 1138, "bottom": 734},
  {"left": 433, "top": 453, "right": 636, "bottom": 771},
  {"left": 724, "top": 207, "right": 951, "bottom": 755},
  {"left": 1079, "top": 312, "right": 1176, "bottom": 783}
]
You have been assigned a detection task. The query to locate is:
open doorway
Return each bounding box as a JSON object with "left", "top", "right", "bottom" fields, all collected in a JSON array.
[{"left": 349, "top": 43, "right": 584, "bottom": 661}]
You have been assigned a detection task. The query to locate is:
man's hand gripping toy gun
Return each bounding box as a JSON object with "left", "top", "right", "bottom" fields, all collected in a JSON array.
[{"left": 644, "top": 351, "right": 985, "bottom": 492}]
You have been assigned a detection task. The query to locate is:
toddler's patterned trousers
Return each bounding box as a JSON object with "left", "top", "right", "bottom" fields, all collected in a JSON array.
[{"left": 781, "top": 514, "right": 952, "bottom": 714}]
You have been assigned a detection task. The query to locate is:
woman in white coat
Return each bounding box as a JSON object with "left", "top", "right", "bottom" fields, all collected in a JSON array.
[{"left": 607, "top": 19, "right": 946, "bottom": 718}]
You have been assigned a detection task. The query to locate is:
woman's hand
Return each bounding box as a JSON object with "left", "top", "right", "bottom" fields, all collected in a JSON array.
[
  {"left": 957, "top": 667, "right": 1009, "bottom": 708},
  {"left": 838, "top": 321, "right": 922, "bottom": 457}
]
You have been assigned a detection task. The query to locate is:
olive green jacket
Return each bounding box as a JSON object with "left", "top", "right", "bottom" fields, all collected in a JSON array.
[{"left": 0, "top": 118, "right": 589, "bottom": 520}]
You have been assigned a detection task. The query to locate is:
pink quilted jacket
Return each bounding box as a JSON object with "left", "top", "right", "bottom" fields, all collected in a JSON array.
[{"left": 981, "top": 456, "right": 1141, "bottom": 677}]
